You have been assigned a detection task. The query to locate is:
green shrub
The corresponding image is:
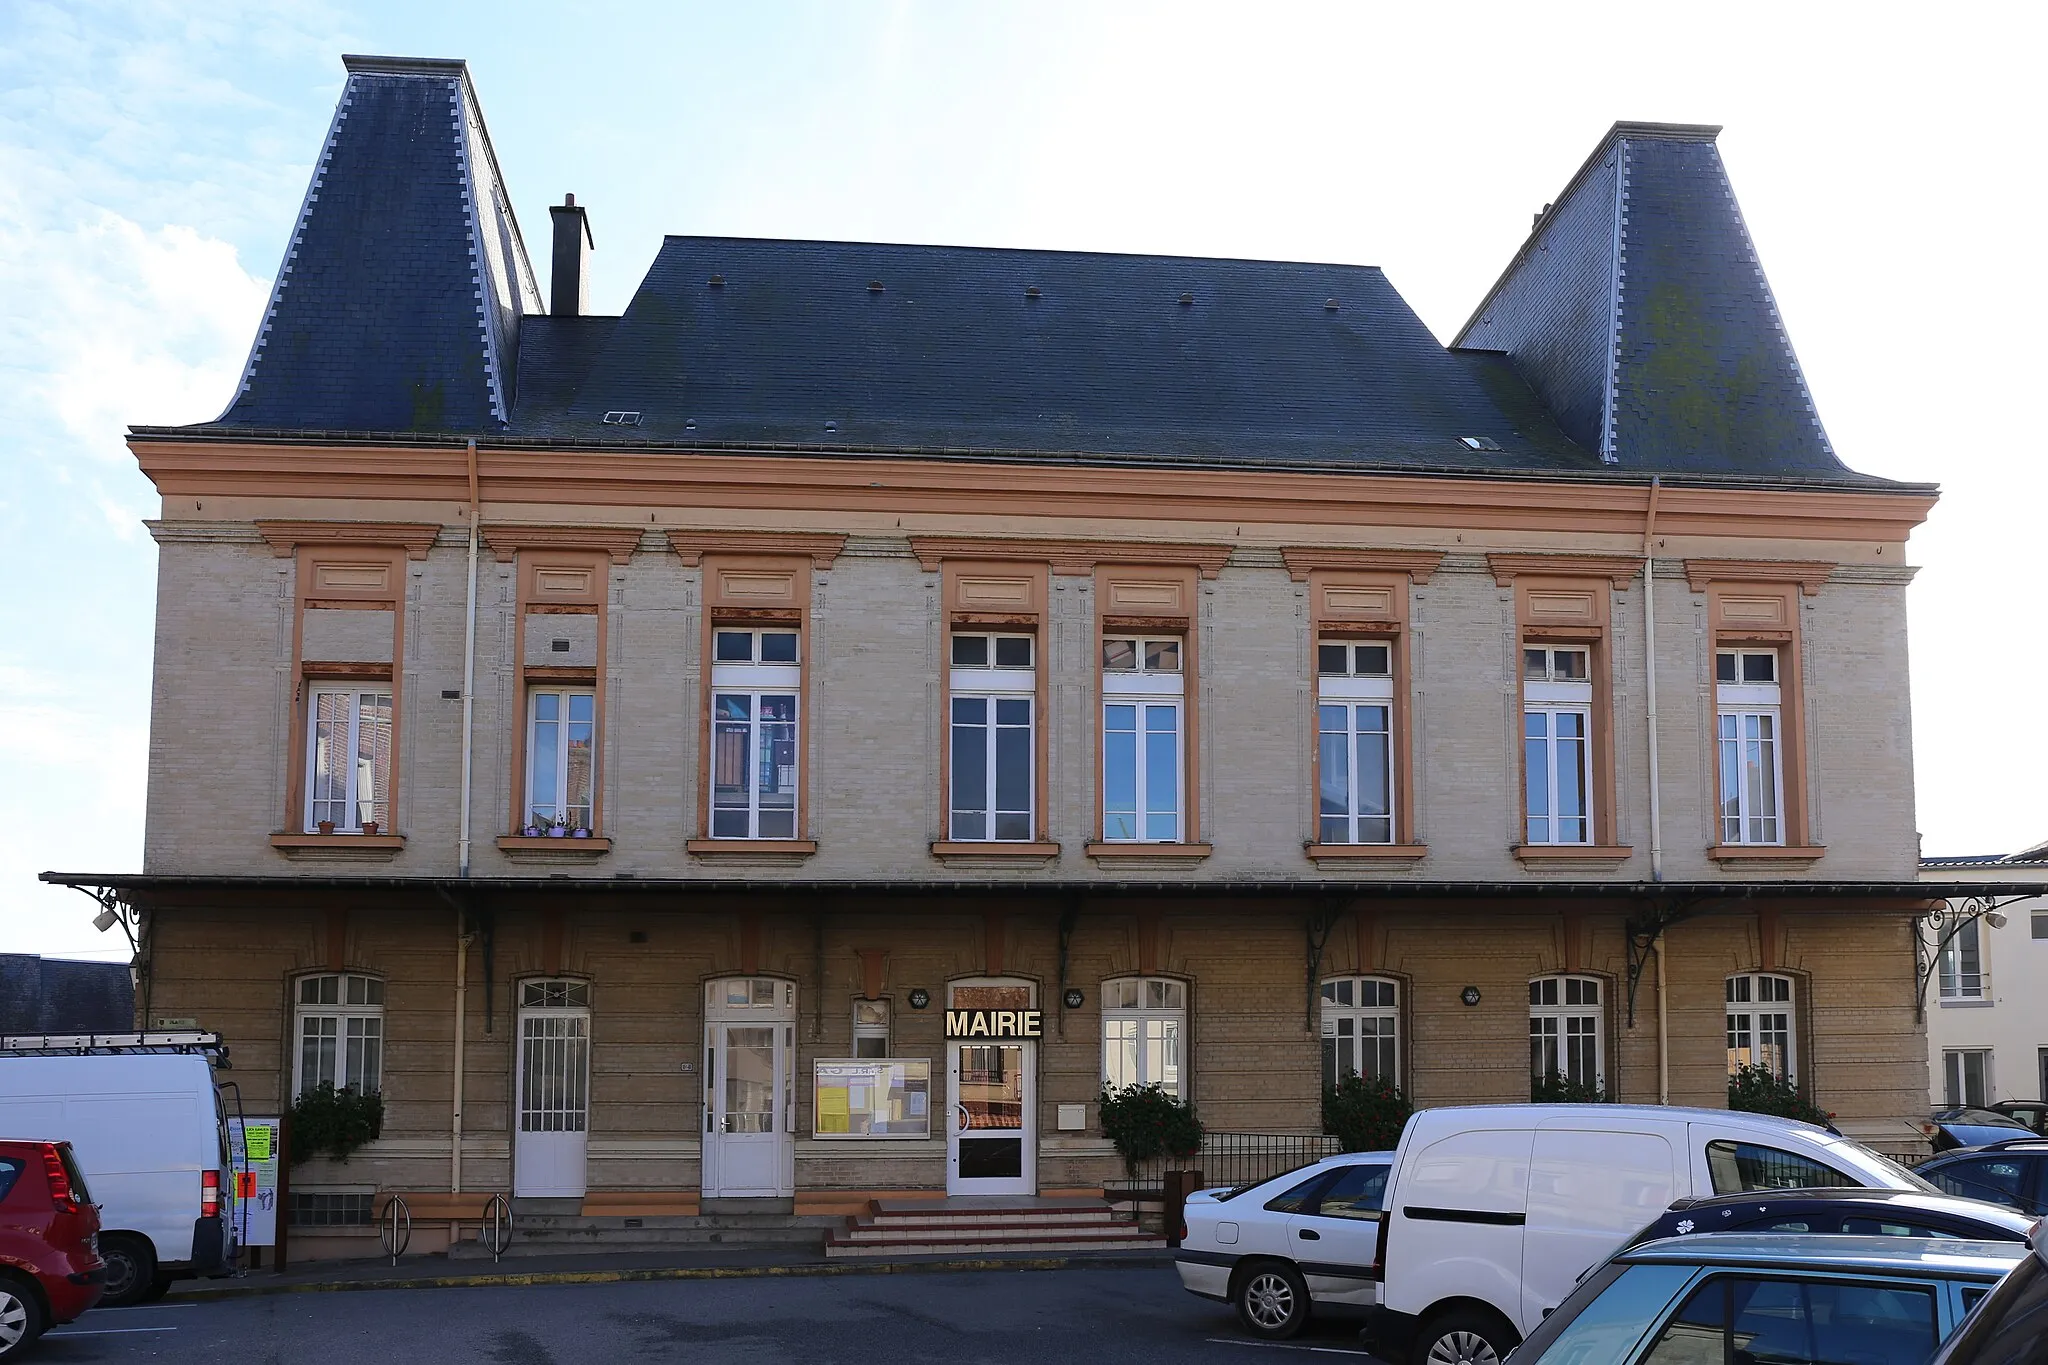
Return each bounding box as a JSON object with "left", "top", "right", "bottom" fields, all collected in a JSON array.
[
  {"left": 1728, "top": 1063, "right": 1833, "bottom": 1127},
  {"left": 1323, "top": 1072, "right": 1413, "bottom": 1152},
  {"left": 1531, "top": 1070, "right": 1607, "bottom": 1103},
  {"left": 288, "top": 1083, "right": 384, "bottom": 1164},
  {"left": 1097, "top": 1082, "right": 1203, "bottom": 1174}
]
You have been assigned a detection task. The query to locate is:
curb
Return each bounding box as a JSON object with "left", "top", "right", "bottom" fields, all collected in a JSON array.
[{"left": 169, "top": 1251, "right": 1178, "bottom": 1300}]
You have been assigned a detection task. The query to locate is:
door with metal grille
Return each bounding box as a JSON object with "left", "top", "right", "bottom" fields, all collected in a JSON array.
[{"left": 514, "top": 979, "right": 590, "bottom": 1198}]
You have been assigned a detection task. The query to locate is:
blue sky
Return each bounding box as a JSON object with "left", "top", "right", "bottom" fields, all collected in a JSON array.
[{"left": 3, "top": 1, "right": 2042, "bottom": 959}]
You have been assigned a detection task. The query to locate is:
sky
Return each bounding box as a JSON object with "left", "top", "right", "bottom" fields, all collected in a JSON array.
[{"left": 1, "top": 0, "right": 2042, "bottom": 962}]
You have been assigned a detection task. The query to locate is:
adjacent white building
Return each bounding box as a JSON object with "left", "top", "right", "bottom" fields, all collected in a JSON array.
[{"left": 1923, "top": 840, "right": 2048, "bottom": 1107}]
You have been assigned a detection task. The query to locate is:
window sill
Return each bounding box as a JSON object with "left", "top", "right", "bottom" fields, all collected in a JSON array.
[
  {"left": 271, "top": 833, "right": 406, "bottom": 862},
  {"left": 1936, "top": 997, "right": 1996, "bottom": 1009},
  {"left": 1085, "top": 842, "right": 1213, "bottom": 867},
  {"left": 1513, "top": 844, "right": 1633, "bottom": 865},
  {"left": 497, "top": 835, "right": 612, "bottom": 863},
  {"left": 1707, "top": 844, "right": 1825, "bottom": 863},
  {"left": 929, "top": 840, "right": 1062, "bottom": 867},
  {"left": 686, "top": 838, "right": 818, "bottom": 864},
  {"left": 1305, "top": 843, "right": 1429, "bottom": 863}
]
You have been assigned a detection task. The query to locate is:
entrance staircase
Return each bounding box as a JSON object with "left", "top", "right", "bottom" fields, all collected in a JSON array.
[
  {"left": 446, "top": 1196, "right": 837, "bottom": 1259},
  {"left": 823, "top": 1196, "right": 1166, "bottom": 1258}
]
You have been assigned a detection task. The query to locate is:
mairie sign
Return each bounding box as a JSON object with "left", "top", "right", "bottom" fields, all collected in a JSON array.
[{"left": 944, "top": 1008, "right": 1044, "bottom": 1040}]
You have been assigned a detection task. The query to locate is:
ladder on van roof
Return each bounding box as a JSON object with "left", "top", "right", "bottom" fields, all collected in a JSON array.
[{"left": 0, "top": 1031, "right": 226, "bottom": 1059}]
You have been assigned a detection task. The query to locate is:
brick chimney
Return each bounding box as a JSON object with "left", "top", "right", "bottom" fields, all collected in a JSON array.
[{"left": 548, "top": 194, "right": 593, "bottom": 317}]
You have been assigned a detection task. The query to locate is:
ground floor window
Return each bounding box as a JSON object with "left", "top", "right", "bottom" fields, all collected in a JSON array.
[
  {"left": 1726, "top": 972, "right": 1796, "bottom": 1081},
  {"left": 1945, "top": 1049, "right": 1992, "bottom": 1108},
  {"left": 1101, "top": 977, "right": 1184, "bottom": 1096},
  {"left": 294, "top": 972, "right": 384, "bottom": 1097},
  {"left": 1529, "top": 976, "right": 1603, "bottom": 1096},
  {"left": 1321, "top": 977, "right": 1399, "bottom": 1090}
]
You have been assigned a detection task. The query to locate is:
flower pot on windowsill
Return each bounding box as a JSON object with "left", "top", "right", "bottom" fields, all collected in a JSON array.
[
  {"left": 522, "top": 825, "right": 543, "bottom": 838},
  {"left": 362, "top": 821, "right": 379, "bottom": 836},
  {"left": 571, "top": 827, "right": 591, "bottom": 839},
  {"left": 317, "top": 821, "right": 335, "bottom": 835},
  {"left": 547, "top": 825, "right": 568, "bottom": 839}
]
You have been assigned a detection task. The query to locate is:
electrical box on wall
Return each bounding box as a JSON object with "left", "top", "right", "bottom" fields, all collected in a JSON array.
[{"left": 1057, "top": 1104, "right": 1087, "bottom": 1131}]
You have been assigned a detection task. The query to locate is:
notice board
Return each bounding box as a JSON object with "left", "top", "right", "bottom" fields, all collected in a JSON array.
[
  {"left": 228, "top": 1116, "right": 281, "bottom": 1247},
  {"left": 812, "top": 1059, "right": 931, "bottom": 1139}
]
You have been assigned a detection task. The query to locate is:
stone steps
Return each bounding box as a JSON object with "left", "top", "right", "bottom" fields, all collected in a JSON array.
[{"left": 823, "top": 1196, "right": 1165, "bottom": 1259}]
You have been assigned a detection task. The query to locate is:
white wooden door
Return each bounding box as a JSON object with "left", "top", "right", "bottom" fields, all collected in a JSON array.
[
  {"left": 514, "top": 981, "right": 590, "bottom": 1198},
  {"left": 702, "top": 978, "right": 796, "bottom": 1199}
]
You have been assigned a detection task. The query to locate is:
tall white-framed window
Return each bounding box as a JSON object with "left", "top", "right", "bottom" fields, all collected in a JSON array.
[
  {"left": 305, "top": 687, "right": 393, "bottom": 833},
  {"left": 1318, "top": 640, "right": 1395, "bottom": 845},
  {"left": 852, "top": 999, "right": 890, "bottom": 1058},
  {"left": 294, "top": 972, "right": 385, "bottom": 1097},
  {"left": 1716, "top": 648, "right": 1785, "bottom": 846},
  {"left": 1939, "top": 918, "right": 1989, "bottom": 1001},
  {"left": 526, "top": 688, "right": 596, "bottom": 832},
  {"left": 1522, "top": 646, "right": 1592, "bottom": 845},
  {"left": 1102, "top": 636, "right": 1183, "bottom": 842},
  {"left": 1101, "top": 977, "right": 1185, "bottom": 1096},
  {"left": 1529, "top": 976, "right": 1604, "bottom": 1093},
  {"left": 1944, "top": 1049, "right": 1993, "bottom": 1108},
  {"left": 1726, "top": 972, "right": 1797, "bottom": 1082},
  {"left": 1320, "top": 976, "right": 1399, "bottom": 1090},
  {"left": 711, "top": 627, "right": 800, "bottom": 839},
  {"left": 949, "top": 633, "right": 1035, "bottom": 842}
]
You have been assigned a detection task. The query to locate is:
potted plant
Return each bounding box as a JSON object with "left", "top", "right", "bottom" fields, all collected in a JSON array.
[
  {"left": 571, "top": 824, "right": 592, "bottom": 839},
  {"left": 1323, "top": 1072, "right": 1414, "bottom": 1152},
  {"left": 1097, "top": 1081, "right": 1203, "bottom": 1176},
  {"left": 522, "top": 813, "right": 544, "bottom": 837},
  {"left": 547, "top": 815, "right": 569, "bottom": 838},
  {"left": 317, "top": 820, "right": 335, "bottom": 835},
  {"left": 362, "top": 819, "right": 379, "bottom": 836}
]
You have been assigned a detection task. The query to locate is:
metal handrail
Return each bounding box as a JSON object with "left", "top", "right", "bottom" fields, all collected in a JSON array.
[
  {"left": 482, "top": 1194, "right": 512, "bottom": 1263},
  {"left": 380, "top": 1193, "right": 412, "bottom": 1266}
]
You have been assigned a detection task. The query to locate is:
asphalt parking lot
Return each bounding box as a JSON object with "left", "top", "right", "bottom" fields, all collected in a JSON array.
[{"left": 31, "top": 1266, "right": 1384, "bottom": 1363}]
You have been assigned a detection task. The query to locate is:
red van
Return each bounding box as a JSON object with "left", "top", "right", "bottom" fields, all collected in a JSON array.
[{"left": 0, "top": 1140, "right": 105, "bottom": 1358}]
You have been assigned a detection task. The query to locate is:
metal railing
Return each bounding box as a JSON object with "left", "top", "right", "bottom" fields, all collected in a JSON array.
[
  {"left": 481, "top": 1193, "right": 513, "bottom": 1262},
  {"left": 1104, "top": 1131, "right": 1344, "bottom": 1198},
  {"left": 379, "top": 1193, "right": 412, "bottom": 1266}
]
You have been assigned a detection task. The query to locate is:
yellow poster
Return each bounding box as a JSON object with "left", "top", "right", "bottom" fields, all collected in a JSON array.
[
  {"left": 246, "top": 1124, "right": 273, "bottom": 1162},
  {"left": 818, "top": 1085, "right": 851, "bottom": 1134}
]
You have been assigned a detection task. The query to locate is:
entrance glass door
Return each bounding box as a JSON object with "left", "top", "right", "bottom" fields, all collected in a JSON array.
[
  {"left": 945, "top": 977, "right": 1037, "bottom": 1195},
  {"left": 703, "top": 978, "right": 796, "bottom": 1199}
]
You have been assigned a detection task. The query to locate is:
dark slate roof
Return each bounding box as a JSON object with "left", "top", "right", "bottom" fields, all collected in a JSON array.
[
  {"left": 508, "top": 237, "right": 1602, "bottom": 471},
  {"left": 207, "top": 55, "right": 539, "bottom": 434},
  {"left": 1456, "top": 123, "right": 1860, "bottom": 482},
  {"left": 0, "top": 956, "right": 134, "bottom": 1034}
]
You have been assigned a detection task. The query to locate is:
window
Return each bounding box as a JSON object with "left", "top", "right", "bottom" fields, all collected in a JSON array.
[
  {"left": 1940, "top": 919, "right": 1988, "bottom": 999},
  {"left": 294, "top": 973, "right": 384, "bottom": 1097},
  {"left": 287, "top": 1190, "right": 375, "bottom": 1227},
  {"left": 950, "top": 633, "right": 1035, "bottom": 841},
  {"left": 0, "top": 1159, "right": 19, "bottom": 1203},
  {"left": 1321, "top": 977, "right": 1399, "bottom": 1089},
  {"left": 1639, "top": 1277, "right": 1937, "bottom": 1365},
  {"left": 1925, "top": 1156, "right": 2038, "bottom": 1211},
  {"left": 1264, "top": 1169, "right": 1333, "bottom": 1215},
  {"left": 523, "top": 979, "right": 591, "bottom": 1009},
  {"left": 852, "top": 999, "right": 890, "bottom": 1059},
  {"left": 1716, "top": 648, "right": 1785, "bottom": 846},
  {"left": 1523, "top": 647, "right": 1592, "bottom": 844},
  {"left": 1705, "top": 1140, "right": 1855, "bottom": 1193},
  {"left": 1318, "top": 640, "right": 1395, "bottom": 845},
  {"left": 305, "top": 688, "right": 392, "bottom": 833},
  {"left": 1726, "top": 972, "right": 1797, "bottom": 1081},
  {"left": 710, "top": 628, "right": 800, "bottom": 839},
  {"left": 1102, "top": 637, "right": 1183, "bottom": 842},
  {"left": 1945, "top": 1049, "right": 1994, "bottom": 1108},
  {"left": 1530, "top": 976, "right": 1603, "bottom": 1094},
  {"left": 525, "top": 688, "right": 595, "bottom": 832},
  {"left": 1102, "top": 977, "right": 1185, "bottom": 1096},
  {"left": 1310, "top": 1162, "right": 1390, "bottom": 1220},
  {"left": 2032, "top": 910, "right": 2048, "bottom": 941}
]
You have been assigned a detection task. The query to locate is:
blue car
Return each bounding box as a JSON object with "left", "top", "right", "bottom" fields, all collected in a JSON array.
[
  {"left": 1623, "top": 1187, "right": 2036, "bottom": 1249},
  {"left": 1928, "top": 1108, "right": 2035, "bottom": 1153}
]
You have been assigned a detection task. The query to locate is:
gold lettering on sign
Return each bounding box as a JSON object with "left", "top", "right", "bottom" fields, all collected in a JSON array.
[
  {"left": 957, "top": 577, "right": 1032, "bottom": 608},
  {"left": 719, "top": 571, "right": 795, "bottom": 602},
  {"left": 1323, "top": 586, "right": 1394, "bottom": 616},
  {"left": 1107, "top": 580, "right": 1182, "bottom": 612},
  {"left": 944, "top": 1008, "right": 1044, "bottom": 1039},
  {"left": 1528, "top": 591, "right": 1595, "bottom": 621},
  {"left": 313, "top": 562, "right": 390, "bottom": 592},
  {"left": 535, "top": 568, "right": 592, "bottom": 596},
  {"left": 1721, "top": 596, "right": 1786, "bottom": 625}
]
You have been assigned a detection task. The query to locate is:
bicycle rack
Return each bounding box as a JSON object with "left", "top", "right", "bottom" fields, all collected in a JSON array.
[
  {"left": 481, "top": 1193, "right": 512, "bottom": 1263},
  {"left": 380, "top": 1193, "right": 412, "bottom": 1266}
]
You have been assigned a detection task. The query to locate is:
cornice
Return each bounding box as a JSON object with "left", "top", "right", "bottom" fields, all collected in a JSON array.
[
  {"left": 1280, "top": 547, "right": 1446, "bottom": 583},
  {"left": 481, "top": 524, "right": 644, "bottom": 564},
  {"left": 1486, "top": 552, "right": 1643, "bottom": 588},
  {"left": 1683, "top": 558, "right": 1835, "bottom": 596},
  {"left": 255, "top": 520, "right": 441, "bottom": 560},
  {"left": 665, "top": 530, "right": 849, "bottom": 568},
  {"left": 906, "top": 536, "right": 1234, "bottom": 577}
]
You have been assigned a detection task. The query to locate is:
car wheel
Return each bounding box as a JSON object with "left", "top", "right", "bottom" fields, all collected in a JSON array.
[
  {"left": 1234, "top": 1261, "right": 1311, "bottom": 1340},
  {"left": 0, "top": 1276, "right": 45, "bottom": 1359},
  {"left": 99, "top": 1233, "right": 158, "bottom": 1308},
  {"left": 140, "top": 1275, "right": 174, "bottom": 1304},
  {"left": 1416, "top": 1307, "right": 1519, "bottom": 1365}
]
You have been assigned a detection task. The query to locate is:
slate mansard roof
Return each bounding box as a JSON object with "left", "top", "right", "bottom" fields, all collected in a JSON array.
[{"left": 183, "top": 57, "right": 1905, "bottom": 489}]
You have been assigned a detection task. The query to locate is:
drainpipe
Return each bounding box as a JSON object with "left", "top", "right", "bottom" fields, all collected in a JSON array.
[
  {"left": 1656, "top": 938, "right": 1670, "bottom": 1105},
  {"left": 1642, "top": 475, "right": 1671, "bottom": 1103},
  {"left": 452, "top": 915, "right": 470, "bottom": 1208},
  {"left": 452, "top": 437, "right": 481, "bottom": 1215}
]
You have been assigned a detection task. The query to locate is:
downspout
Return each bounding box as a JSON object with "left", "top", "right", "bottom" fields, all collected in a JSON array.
[
  {"left": 452, "top": 436, "right": 481, "bottom": 1208},
  {"left": 1656, "top": 936, "right": 1670, "bottom": 1106},
  {"left": 1643, "top": 474, "right": 1670, "bottom": 1104}
]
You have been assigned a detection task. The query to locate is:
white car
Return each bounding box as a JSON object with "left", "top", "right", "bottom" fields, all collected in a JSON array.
[{"left": 1176, "top": 1150, "right": 1394, "bottom": 1339}]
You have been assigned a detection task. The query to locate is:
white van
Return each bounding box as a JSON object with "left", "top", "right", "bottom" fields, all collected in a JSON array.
[
  {"left": 0, "top": 1045, "right": 237, "bottom": 1305},
  {"left": 1371, "top": 1104, "right": 1927, "bottom": 1365}
]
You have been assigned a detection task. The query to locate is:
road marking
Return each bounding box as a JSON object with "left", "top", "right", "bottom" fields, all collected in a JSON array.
[
  {"left": 107, "top": 1301, "right": 202, "bottom": 1310},
  {"left": 1205, "top": 1338, "right": 1376, "bottom": 1356},
  {"left": 47, "top": 1327, "right": 181, "bottom": 1336}
]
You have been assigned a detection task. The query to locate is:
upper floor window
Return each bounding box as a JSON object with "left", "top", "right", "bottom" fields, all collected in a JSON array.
[
  {"left": 1726, "top": 972, "right": 1797, "bottom": 1082},
  {"left": 1939, "top": 918, "right": 1988, "bottom": 1000},
  {"left": 1318, "top": 640, "right": 1395, "bottom": 845},
  {"left": 950, "top": 633, "right": 1034, "bottom": 841},
  {"left": 294, "top": 972, "right": 384, "bottom": 1097},
  {"left": 1523, "top": 647, "right": 1592, "bottom": 845},
  {"left": 1102, "top": 977, "right": 1184, "bottom": 1096},
  {"left": 1716, "top": 648, "right": 1785, "bottom": 847},
  {"left": 1321, "top": 976, "right": 1399, "bottom": 1089},
  {"left": 526, "top": 688, "right": 595, "bottom": 833},
  {"left": 711, "top": 628, "right": 800, "bottom": 839},
  {"left": 305, "top": 688, "right": 392, "bottom": 834},
  {"left": 1102, "top": 636, "right": 1183, "bottom": 842},
  {"left": 1530, "top": 976, "right": 1604, "bottom": 1095}
]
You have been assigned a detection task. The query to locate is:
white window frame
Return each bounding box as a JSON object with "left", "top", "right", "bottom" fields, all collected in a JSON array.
[
  {"left": 525, "top": 687, "right": 597, "bottom": 833},
  {"left": 1101, "top": 976, "right": 1186, "bottom": 1097},
  {"left": 949, "top": 633, "right": 1036, "bottom": 842},
  {"left": 304, "top": 686, "right": 393, "bottom": 833},
  {"left": 293, "top": 972, "right": 385, "bottom": 1097},
  {"left": 710, "top": 632, "right": 801, "bottom": 841},
  {"left": 1318, "top": 639, "right": 1396, "bottom": 845},
  {"left": 1716, "top": 648, "right": 1786, "bottom": 847},
  {"left": 1939, "top": 918, "right": 1989, "bottom": 1001},
  {"left": 1529, "top": 975, "right": 1604, "bottom": 1091},
  {"left": 1944, "top": 1048, "right": 1993, "bottom": 1109},
  {"left": 1101, "top": 636, "right": 1185, "bottom": 843},
  {"left": 1726, "top": 972, "right": 1798, "bottom": 1083},
  {"left": 852, "top": 999, "right": 890, "bottom": 1059},
  {"left": 1320, "top": 976, "right": 1399, "bottom": 1089},
  {"left": 1522, "top": 647, "right": 1593, "bottom": 845}
]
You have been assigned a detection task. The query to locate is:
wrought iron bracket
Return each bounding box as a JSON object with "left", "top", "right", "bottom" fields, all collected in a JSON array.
[
  {"left": 1624, "top": 895, "right": 1705, "bottom": 1028},
  {"left": 64, "top": 882, "right": 138, "bottom": 954},
  {"left": 1305, "top": 901, "right": 1343, "bottom": 1032},
  {"left": 1915, "top": 895, "right": 2029, "bottom": 1021}
]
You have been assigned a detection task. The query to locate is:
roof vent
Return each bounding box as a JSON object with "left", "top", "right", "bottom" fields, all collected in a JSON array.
[
  {"left": 1025, "top": 286, "right": 1041, "bottom": 298},
  {"left": 684, "top": 420, "right": 697, "bottom": 431},
  {"left": 708, "top": 274, "right": 725, "bottom": 287},
  {"left": 1178, "top": 292, "right": 1194, "bottom": 307},
  {"left": 868, "top": 280, "right": 884, "bottom": 293},
  {"left": 1458, "top": 435, "right": 1503, "bottom": 451},
  {"left": 602, "top": 411, "right": 642, "bottom": 426},
  {"left": 824, "top": 421, "right": 839, "bottom": 434},
  {"left": 1324, "top": 298, "right": 1339, "bottom": 311}
]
